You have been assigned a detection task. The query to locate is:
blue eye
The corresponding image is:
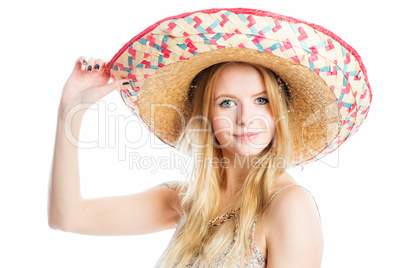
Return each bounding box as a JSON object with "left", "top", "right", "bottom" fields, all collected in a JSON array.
[
  {"left": 257, "top": 97, "right": 269, "bottom": 105},
  {"left": 219, "top": 97, "right": 269, "bottom": 108},
  {"left": 219, "top": 99, "right": 234, "bottom": 108}
]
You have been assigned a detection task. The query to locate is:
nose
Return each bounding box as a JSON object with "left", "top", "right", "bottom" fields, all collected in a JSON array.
[{"left": 236, "top": 101, "right": 254, "bottom": 126}]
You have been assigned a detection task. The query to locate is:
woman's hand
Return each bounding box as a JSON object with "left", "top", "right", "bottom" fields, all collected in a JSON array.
[{"left": 59, "top": 56, "right": 127, "bottom": 112}]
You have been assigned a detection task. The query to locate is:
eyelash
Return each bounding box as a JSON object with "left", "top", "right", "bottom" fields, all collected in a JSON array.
[{"left": 219, "top": 97, "right": 269, "bottom": 108}]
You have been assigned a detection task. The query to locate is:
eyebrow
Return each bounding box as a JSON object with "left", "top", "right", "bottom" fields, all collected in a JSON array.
[{"left": 215, "top": 91, "right": 267, "bottom": 101}]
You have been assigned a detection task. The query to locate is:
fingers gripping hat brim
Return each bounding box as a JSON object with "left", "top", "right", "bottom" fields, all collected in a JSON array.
[{"left": 107, "top": 8, "right": 372, "bottom": 167}]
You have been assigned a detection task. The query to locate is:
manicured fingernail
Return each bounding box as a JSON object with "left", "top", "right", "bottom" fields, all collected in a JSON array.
[
  {"left": 82, "top": 59, "right": 87, "bottom": 64},
  {"left": 87, "top": 65, "right": 92, "bottom": 71},
  {"left": 122, "top": 82, "right": 130, "bottom": 85},
  {"left": 94, "top": 64, "right": 100, "bottom": 70}
]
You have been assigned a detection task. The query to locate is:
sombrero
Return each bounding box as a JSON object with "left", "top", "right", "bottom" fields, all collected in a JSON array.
[{"left": 106, "top": 8, "right": 372, "bottom": 167}]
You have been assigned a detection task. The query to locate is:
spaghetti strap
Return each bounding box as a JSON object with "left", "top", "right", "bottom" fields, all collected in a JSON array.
[{"left": 267, "top": 184, "right": 322, "bottom": 223}]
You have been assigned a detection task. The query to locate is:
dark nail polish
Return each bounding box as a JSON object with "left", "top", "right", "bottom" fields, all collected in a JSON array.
[
  {"left": 83, "top": 59, "right": 87, "bottom": 64},
  {"left": 87, "top": 65, "right": 92, "bottom": 71},
  {"left": 94, "top": 64, "right": 100, "bottom": 70},
  {"left": 122, "top": 82, "right": 130, "bottom": 85}
]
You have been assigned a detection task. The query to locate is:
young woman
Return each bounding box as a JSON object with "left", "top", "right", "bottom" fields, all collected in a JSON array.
[
  {"left": 49, "top": 57, "right": 323, "bottom": 267},
  {"left": 48, "top": 8, "right": 371, "bottom": 268}
]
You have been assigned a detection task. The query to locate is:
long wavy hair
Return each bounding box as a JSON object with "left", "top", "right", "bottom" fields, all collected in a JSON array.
[{"left": 160, "top": 62, "right": 294, "bottom": 267}]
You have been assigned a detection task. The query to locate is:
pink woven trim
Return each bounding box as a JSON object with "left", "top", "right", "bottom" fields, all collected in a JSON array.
[{"left": 106, "top": 7, "right": 372, "bottom": 103}]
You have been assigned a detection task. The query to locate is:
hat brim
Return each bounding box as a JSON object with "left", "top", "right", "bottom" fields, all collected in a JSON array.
[{"left": 107, "top": 8, "right": 372, "bottom": 167}]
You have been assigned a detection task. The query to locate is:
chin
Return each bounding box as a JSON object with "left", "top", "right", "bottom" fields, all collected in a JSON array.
[
  {"left": 235, "top": 148, "right": 265, "bottom": 157},
  {"left": 224, "top": 143, "right": 269, "bottom": 158}
]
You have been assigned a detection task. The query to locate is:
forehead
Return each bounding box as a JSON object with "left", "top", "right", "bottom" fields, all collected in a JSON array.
[{"left": 214, "top": 63, "right": 265, "bottom": 95}]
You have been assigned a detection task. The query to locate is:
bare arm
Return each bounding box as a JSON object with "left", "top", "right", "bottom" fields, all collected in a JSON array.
[
  {"left": 265, "top": 186, "right": 324, "bottom": 267},
  {"left": 48, "top": 57, "right": 183, "bottom": 235},
  {"left": 47, "top": 105, "right": 85, "bottom": 231},
  {"left": 72, "top": 181, "right": 185, "bottom": 235}
]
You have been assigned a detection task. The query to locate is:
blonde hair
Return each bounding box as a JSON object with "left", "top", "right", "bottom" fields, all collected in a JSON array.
[{"left": 160, "top": 62, "right": 294, "bottom": 267}]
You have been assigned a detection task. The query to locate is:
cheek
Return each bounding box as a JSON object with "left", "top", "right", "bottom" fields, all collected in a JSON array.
[
  {"left": 211, "top": 110, "right": 235, "bottom": 145},
  {"left": 252, "top": 110, "right": 276, "bottom": 133},
  {"left": 263, "top": 113, "right": 276, "bottom": 134},
  {"left": 212, "top": 116, "right": 232, "bottom": 138}
]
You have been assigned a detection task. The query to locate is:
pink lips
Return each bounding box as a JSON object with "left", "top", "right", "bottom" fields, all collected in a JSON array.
[{"left": 234, "top": 133, "right": 260, "bottom": 141}]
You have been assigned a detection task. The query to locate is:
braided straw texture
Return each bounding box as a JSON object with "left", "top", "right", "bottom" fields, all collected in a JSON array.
[{"left": 108, "top": 8, "right": 372, "bottom": 167}]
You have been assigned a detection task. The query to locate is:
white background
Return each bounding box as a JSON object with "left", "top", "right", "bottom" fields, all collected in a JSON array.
[{"left": 0, "top": 0, "right": 400, "bottom": 267}]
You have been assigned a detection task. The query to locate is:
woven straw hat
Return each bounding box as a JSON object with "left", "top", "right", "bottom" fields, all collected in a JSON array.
[{"left": 106, "top": 8, "right": 372, "bottom": 167}]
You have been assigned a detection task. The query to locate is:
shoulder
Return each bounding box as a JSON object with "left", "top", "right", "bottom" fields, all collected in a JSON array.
[
  {"left": 261, "top": 185, "right": 323, "bottom": 266},
  {"left": 265, "top": 185, "right": 320, "bottom": 220},
  {"left": 264, "top": 185, "right": 321, "bottom": 227}
]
